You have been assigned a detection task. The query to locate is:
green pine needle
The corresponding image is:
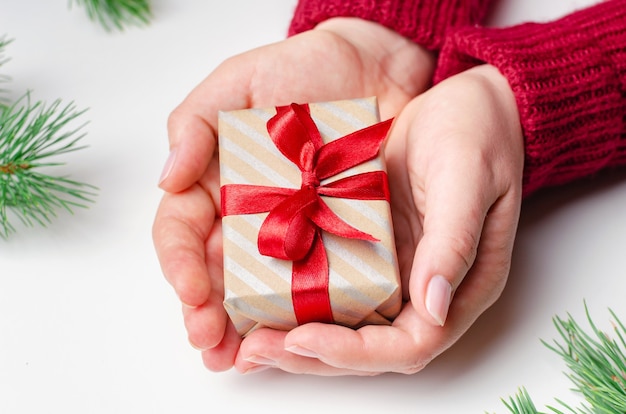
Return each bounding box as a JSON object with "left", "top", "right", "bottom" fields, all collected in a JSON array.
[
  {"left": 71, "top": 0, "right": 152, "bottom": 31},
  {"left": 496, "top": 388, "right": 578, "bottom": 414},
  {"left": 0, "top": 36, "right": 10, "bottom": 69},
  {"left": 499, "top": 387, "right": 546, "bottom": 414},
  {"left": 0, "top": 94, "right": 98, "bottom": 238},
  {"left": 497, "top": 303, "right": 626, "bottom": 414}
]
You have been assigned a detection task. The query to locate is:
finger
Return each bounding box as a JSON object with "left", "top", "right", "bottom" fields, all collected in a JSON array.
[
  {"left": 152, "top": 184, "right": 215, "bottom": 307},
  {"left": 201, "top": 320, "right": 242, "bottom": 372},
  {"left": 235, "top": 328, "right": 378, "bottom": 376},
  {"left": 285, "top": 323, "right": 421, "bottom": 375},
  {"left": 160, "top": 112, "right": 216, "bottom": 192},
  {"left": 161, "top": 57, "right": 255, "bottom": 192},
  {"left": 237, "top": 303, "right": 463, "bottom": 376},
  {"left": 182, "top": 288, "right": 228, "bottom": 351}
]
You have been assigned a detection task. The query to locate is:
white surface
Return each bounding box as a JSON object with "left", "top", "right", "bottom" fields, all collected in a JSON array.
[{"left": 1, "top": 1, "right": 624, "bottom": 413}]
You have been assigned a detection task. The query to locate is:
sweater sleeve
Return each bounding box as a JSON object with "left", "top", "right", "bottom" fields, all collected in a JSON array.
[
  {"left": 288, "top": 0, "right": 495, "bottom": 51},
  {"left": 435, "top": 0, "right": 626, "bottom": 197}
]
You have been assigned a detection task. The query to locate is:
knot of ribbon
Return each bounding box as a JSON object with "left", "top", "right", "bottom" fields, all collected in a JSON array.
[{"left": 221, "top": 103, "right": 392, "bottom": 325}]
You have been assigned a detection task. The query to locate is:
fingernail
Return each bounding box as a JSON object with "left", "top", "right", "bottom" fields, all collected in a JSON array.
[
  {"left": 244, "top": 355, "right": 277, "bottom": 366},
  {"left": 181, "top": 301, "right": 198, "bottom": 310},
  {"left": 285, "top": 345, "right": 319, "bottom": 359},
  {"left": 159, "top": 149, "right": 177, "bottom": 185},
  {"left": 244, "top": 365, "right": 273, "bottom": 374},
  {"left": 187, "top": 333, "right": 210, "bottom": 352},
  {"left": 425, "top": 275, "right": 452, "bottom": 326},
  {"left": 188, "top": 340, "right": 209, "bottom": 352}
]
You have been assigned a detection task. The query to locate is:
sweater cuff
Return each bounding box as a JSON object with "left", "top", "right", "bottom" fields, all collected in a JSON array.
[
  {"left": 288, "top": 0, "right": 493, "bottom": 51},
  {"left": 436, "top": 0, "right": 626, "bottom": 196}
]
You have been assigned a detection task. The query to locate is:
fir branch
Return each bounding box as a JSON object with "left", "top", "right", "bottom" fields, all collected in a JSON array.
[
  {"left": 496, "top": 304, "right": 626, "bottom": 414},
  {"left": 0, "top": 94, "right": 97, "bottom": 238},
  {"left": 71, "top": 0, "right": 152, "bottom": 31}
]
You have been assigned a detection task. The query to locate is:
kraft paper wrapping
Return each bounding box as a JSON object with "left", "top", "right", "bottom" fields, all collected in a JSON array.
[{"left": 218, "top": 97, "right": 401, "bottom": 337}]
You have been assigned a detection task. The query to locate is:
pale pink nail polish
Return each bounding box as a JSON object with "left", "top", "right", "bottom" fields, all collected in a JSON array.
[
  {"left": 244, "top": 355, "right": 277, "bottom": 366},
  {"left": 285, "top": 345, "right": 319, "bottom": 359},
  {"left": 425, "top": 274, "right": 452, "bottom": 326},
  {"left": 244, "top": 365, "right": 272, "bottom": 374},
  {"left": 159, "top": 149, "right": 177, "bottom": 185}
]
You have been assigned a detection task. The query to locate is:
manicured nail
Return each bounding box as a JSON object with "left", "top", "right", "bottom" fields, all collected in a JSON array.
[
  {"left": 188, "top": 340, "right": 209, "bottom": 352},
  {"left": 159, "top": 149, "right": 177, "bottom": 185},
  {"left": 425, "top": 274, "right": 452, "bottom": 326},
  {"left": 244, "top": 365, "right": 272, "bottom": 375},
  {"left": 244, "top": 355, "right": 277, "bottom": 366},
  {"left": 285, "top": 345, "right": 319, "bottom": 359}
]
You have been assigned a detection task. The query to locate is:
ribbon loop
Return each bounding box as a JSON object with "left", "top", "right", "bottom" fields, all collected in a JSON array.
[
  {"left": 315, "top": 118, "right": 393, "bottom": 179},
  {"left": 258, "top": 187, "right": 318, "bottom": 261}
]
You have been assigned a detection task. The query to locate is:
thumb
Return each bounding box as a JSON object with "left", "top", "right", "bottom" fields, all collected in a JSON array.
[
  {"left": 160, "top": 110, "right": 216, "bottom": 192},
  {"left": 408, "top": 161, "right": 492, "bottom": 326},
  {"left": 159, "top": 56, "right": 256, "bottom": 192}
]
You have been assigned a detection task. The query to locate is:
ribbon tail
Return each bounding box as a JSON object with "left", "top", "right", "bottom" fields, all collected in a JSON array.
[
  {"left": 309, "top": 198, "right": 378, "bottom": 242},
  {"left": 292, "top": 230, "right": 334, "bottom": 325},
  {"left": 221, "top": 184, "right": 295, "bottom": 216}
]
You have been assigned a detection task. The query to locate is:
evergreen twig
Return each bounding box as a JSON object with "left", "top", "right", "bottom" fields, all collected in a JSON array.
[
  {"left": 496, "top": 303, "right": 626, "bottom": 414},
  {"left": 71, "top": 0, "right": 152, "bottom": 31},
  {"left": 0, "top": 94, "right": 97, "bottom": 238}
]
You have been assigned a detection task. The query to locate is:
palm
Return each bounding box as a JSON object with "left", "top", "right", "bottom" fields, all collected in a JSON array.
[{"left": 236, "top": 31, "right": 423, "bottom": 118}]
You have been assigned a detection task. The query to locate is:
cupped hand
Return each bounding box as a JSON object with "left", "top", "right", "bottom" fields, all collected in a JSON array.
[
  {"left": 152, "top": 17, "right": 435, "bottom": 371},
  {"left": 236, "top": 64, "right": 524, "bottom": 375}
]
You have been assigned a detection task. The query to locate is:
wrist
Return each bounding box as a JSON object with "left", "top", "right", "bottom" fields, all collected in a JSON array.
[{"left": 436, "top": 2, "right": 626, "bottom": 196}]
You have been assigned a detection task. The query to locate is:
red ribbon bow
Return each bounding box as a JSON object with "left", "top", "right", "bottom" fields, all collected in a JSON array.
[{"left": 221, "top": 103, "right": 392, "bottom": 325}]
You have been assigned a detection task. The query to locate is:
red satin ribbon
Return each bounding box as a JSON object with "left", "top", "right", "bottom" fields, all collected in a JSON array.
[{"left": 221, "top": 103, "right": 392, "bottom": 325}]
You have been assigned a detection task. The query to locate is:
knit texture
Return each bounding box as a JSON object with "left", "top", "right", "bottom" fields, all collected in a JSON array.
[
  {"left": 288, "top": 0, "right": 494, "bottom": 51},
  {"left": 436, "top": 0, "right": 626, "bottom": 196}
]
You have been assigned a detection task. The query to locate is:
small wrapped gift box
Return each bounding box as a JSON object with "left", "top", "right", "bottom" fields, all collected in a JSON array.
[{"left": 218, "top": 97, "right": 401, "bottom": 337}]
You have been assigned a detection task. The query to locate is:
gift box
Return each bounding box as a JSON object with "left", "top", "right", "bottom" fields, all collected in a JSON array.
[{"left": 218, "top": 97, "right": 401, "bottom": 337}]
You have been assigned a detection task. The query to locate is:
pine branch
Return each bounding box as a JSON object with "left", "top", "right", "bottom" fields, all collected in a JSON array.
[
  {"left": 71, "top": 0, "right": 152, "bottom": 31},
  {"left": 545, "top": 305, "right": 626, "bottom": 413},
  {"left": 0, "top": 93, "right": 97, "bottom": 238},
  {"left": 496, "top": 303, "right": 626, "bottom": 414}
]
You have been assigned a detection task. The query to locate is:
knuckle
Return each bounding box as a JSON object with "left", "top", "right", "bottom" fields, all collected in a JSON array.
[{"left": 446, "top": 229, "right": 479, "bottom": 272}]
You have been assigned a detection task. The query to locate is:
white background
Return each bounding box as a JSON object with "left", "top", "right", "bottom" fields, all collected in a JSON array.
[{"left": 1, "top": 0, "right": 624, "bottom": 413}]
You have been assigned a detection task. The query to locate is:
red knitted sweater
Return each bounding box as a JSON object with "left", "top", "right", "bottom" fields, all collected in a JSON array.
[{"left": 289, "top": 0, "right": 626, "bottom": 197}]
